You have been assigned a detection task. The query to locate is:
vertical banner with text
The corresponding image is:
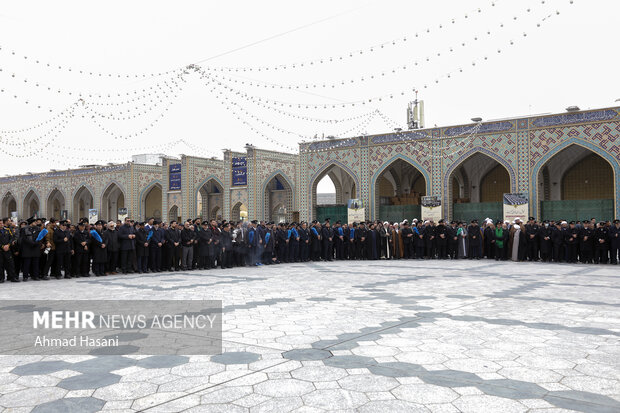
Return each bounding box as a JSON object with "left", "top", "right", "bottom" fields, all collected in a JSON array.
[
  {"left": 232, "top": 157, "right": 247, "bottom": 186},
  {"left": 118, "top": 208, "right": 128, "bottom": 221},
  {"left": 347, "top": 199, "right": 365, "bottom": 224},
  {"left": 169, "top": 164, "right": 182, "bottom": 191},
  {"left": 503, "top": 193, "right": 529, "bottom": 223},
  {"left": 421, "top": 196, "right": 442, "bottom": 222},
  {"left": 88, "top": 209, "right": 98, "bottom": 225}
]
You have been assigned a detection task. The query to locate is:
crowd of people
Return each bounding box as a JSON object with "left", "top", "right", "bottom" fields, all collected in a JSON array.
[{"left": 0, "top": 215, "right": 619, "bottom": 282}]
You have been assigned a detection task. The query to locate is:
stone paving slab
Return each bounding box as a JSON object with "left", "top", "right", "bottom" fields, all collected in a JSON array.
[{"left": 0, "top": 260, "right": 618, "bottom": 412}]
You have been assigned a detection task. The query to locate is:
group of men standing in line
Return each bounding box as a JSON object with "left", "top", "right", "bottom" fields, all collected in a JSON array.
[
  {"left": 1, "top": 215, "right": 619, "bottom": 282},
  {"left": 304, "top": 217, "right": 620, "bottom": 264}
]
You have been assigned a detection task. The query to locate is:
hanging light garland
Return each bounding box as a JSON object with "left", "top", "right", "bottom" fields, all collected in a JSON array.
[
  {"left": 81, "top": 80, "right": 181, "bottom": 121},
  {"left": 375, "top": 110, "right": 484, "bottom": 159},
  {"left": 208, "top": 78, "right": 383, "bottom": 142},
  {"left": 214, "top": 90, "right": 377, "bottom": 124},
  {"left": 0, "top": 114, "right": 74, "bottom": 149},
  {"left": 0, "top": 0, "right": 572, "bottom": 153},
  {"left": 0, "top": 67, "right": 185, "bottom": 102},
  {"left": 200, "top": 1, "right": 504, "bottom": 73},
  {"left": 206, "top": 2, "right": 546, "bottom": 92},
  {"left": 0, "top": 44, "right": 183, "bottom": 80},
  {"left": 205, "top": 81, "right": 297, "bottom": 151},
  {"left": 209, "top": 7, "right": 566, "bottom": 110},
  {"left": 0, "top": 103, "right": 76, "bottom": 134},
  {"left": 0, "top": 138, "right": 220, "bottom": 166}
]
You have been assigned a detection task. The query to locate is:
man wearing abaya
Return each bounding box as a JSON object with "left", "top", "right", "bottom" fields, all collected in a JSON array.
[
  {"left": 494, "top": 223, "right": 509, "bottom": 260},
  {"left": 390, "top": 222, "right": 403, "bottom": 259},
  {"left": 457, "top": 222, "right": 468, "bottom": 259},
  {"left": 467, "top": 220, "right": 482, "bottom": 259},
  {"left": 447, "top": 221, "right": 458, "bottom": 259},
  {"left": 510, "top": 223, "right": 527, "bottom": 261},
  {"left": 483, "top": 220, "right": 495, "bottom": 259}
]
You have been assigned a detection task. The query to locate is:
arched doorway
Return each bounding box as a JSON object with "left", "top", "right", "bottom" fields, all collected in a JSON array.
[
  {"left": 311, "top": 164, "right": 356, "bottom": 223},
  {"left": 449, "top": 153, "right": 511, "bottom": 222},
  {"left": 211, "top": 206, "right": 221, "bottom": 221},
  {"left": 264, "top": 174, "right": 293, "bottom": 222},
  {"left": 46, "top": 189, "right": 65, "bottom": 220},
  {"left": 101, "top": 183, "right": 125, "bottom": 222},
  {"left": 374, "top": 158, "right": 426, "bottom": 222},
  {"left": 143, "top": 183, "right": 162, "bottom": 220},
  {"left": 73, "top": 186, "right": 94, "bottom": 222},
  {"left": 231, "top": 202, "right": 248, "bottom": 222},
  {"left": 168, "top": 205, "right": 180, "bottom": 222},
  {"left": 1, "top": 192, "right": 17, "bottom": 218},
  {"left": 23, "top": 190, "right": 40, "bottom": 219},
  {"left": 197, "top": 179, "right": 223, "bottom": 220},
  {"left": 537, "top": 146, "right": 614, "bottom": 221}
]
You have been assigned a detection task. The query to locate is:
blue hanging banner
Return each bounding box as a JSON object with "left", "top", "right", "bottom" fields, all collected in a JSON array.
[
  {"left": 232, "top": 157, "right": 247, "bottom": 186},
  {"left": 169, "top": 164, "right": 182, "bottom": 190}
]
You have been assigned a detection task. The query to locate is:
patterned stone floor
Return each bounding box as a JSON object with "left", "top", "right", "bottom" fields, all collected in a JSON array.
[{"left": 0, "top": 260, "right": 619, "bottom": 412}]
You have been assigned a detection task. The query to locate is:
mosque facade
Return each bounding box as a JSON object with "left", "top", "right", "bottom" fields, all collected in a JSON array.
[{"left": 1, "top": 106, "right": 619, "bottom": 223}]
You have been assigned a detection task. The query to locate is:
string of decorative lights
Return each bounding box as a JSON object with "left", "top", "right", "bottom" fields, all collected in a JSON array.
[
  {"left": 375, "top": 110, "right": 486, "bottom": 159},
  {"left": 1, "top": 119, "right": 71, "bottom": 149},
  {"left": 0, "top": 44, "right": 183, "bottom": 80},
  {"left": 178, "top": 139, "right": 224, "bottom": 158},
  {"left": 0, "top": 1, "right": 571, "bottom": 150},
  {"left": 209, "top": 7, "right": 566, "bottom": 110},
  {"left": 81, "top": 78, "right": 187, "bottom": 140},
  {"left": 330, "top": 110, "right": 379, "bottom": 138},
  {"left": 297, "top": 109, "right": 484, "bottom": 155},
  {"left": 1, "top": 117, "right": 72, "bottom": 156},
  {"left": 205, "top": 79, "right": 299, "bottom": 151},
  {"left": 81, "top": 80, "right": 181, "bottom": 121},
  {"left": 206, "top": 2, "right": 548, "bottom": 91},
  {"left": 0, "top": 103, "right": 76, "bottom": 134},
  {"left": 85, "top": 76, "right": 185, "bottom": 107},
  {"left": 207, "top": 77, "right": 383, "bottom": 141},
  {"left": 1, "top": 138, "right": 220, "bottom": 165},
  {"left": 200, "top": 1, "right": 506, "bottom": 73},
  {"left": 0, "top": 2, "right": 504, "bottom": 78},
  {"left": 0, "top": 164, "right": 136, "bottom": 183},
  {"left": 0, "top": 114, "right": 73, "bottom": 148},
  {"left": 0, "top": 85, "right": 58, "bottom": 112},
  {"left": 0, "top": 67, "right": 185, "bottom": 102},
  {"left": 210, "top": 88, "right": 377, "bottom": 123},
  {"left": 205, "top": 82, "right": 298, "bottom": 150}
]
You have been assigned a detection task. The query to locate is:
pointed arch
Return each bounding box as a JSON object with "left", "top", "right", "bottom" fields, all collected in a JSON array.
[
  {"left": 72, "top": 185, "right": 95, "bottom": 222},
  {"left": 101, "top": 181, "right": 127, "bottom": 222},
  {"left": 231, "top": 202, "right": 248, "bottom": 222},
  {"left": 46, "top": 188, "right": 66, "bottom": 220},
  {"left": 139, "top": 180, "right": 163, "bottom": 221},
  {"left": 262, "top": 170, "right": 294, "bottom": 222},
  {"left": 309, "top": 160, "right": 360, "bottom": 220},
  {"left": 443, "top": 148, "right": 516, "bottom": 210},
  {"left": 211, "top": 205, "right": 221, "bottom": 221},
  {"left": 168, "top": 205, "right": 179, "bottom": 222},
  {"left": 195, "top": 176, "right": 224, "bottom": 220},
  {"left": 371, "top": 154, "right": 431, "bottom": 220},
  {"left": 531, "top": 140, "right": 619, "bottom": 219},
  {"left": 22, "top": 188, "right": 41, "bottom": 219},
  {"left": 1, "top": 191, "right": 18, "bottom": 218}
]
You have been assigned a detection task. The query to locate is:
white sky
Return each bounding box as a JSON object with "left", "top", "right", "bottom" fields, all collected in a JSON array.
[{"left": 1, "top": 0, "right": 617, "bottom": 195}]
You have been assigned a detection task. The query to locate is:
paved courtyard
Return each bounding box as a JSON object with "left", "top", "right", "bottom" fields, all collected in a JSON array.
[{"left": 0, "top": 260, "right": 618, "bottom": 413}]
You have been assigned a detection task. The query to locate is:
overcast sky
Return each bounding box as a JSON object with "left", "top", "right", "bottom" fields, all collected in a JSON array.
[{"left": 1, "top": 0, "right": 616, "bottom": 194}]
